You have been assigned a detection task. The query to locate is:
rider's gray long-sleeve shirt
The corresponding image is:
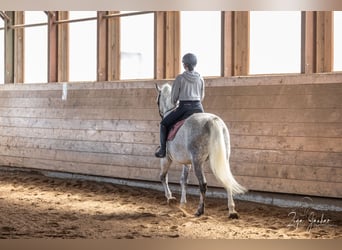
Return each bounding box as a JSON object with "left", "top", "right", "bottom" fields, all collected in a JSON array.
[{"left": 171, "top": 71, "right": 205, "bottom": 105}]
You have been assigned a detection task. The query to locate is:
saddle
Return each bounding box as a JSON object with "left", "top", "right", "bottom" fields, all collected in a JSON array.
[{"left": 167, "top": 119, "right": 186, "bottom": 141}]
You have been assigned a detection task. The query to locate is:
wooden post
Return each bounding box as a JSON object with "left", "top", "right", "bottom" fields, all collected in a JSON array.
[
  {"left": 165, "top": 11, "right": 180, "bottom": 79},
  {"left": 13, "top": 11, "right": 24, "bottom": 83},
  {"left": 4, "top": 11, "right": 14, "bottom": 83},
  {"left": 221, "top": 11, "right": 234, "bottom": 77},
  {"left": 154, "top": 11, "right": 166, "bottom": 79},
  {"left": 301, "top": 11, "right": 333, "bottom": 74},
  {"left": 233, "top": 11, "right": 249, "bottom": 76},
  {"left": 107, "top": 11, "right": 120, "bottom": 81},
  {"left": 48, "top": 11, "right": 58, "bottom": 82},
  {"left": 97, "top": 11, "right": 107, "bottom": 81},
  {"left": 221, "top": 11, "right": 249, "bottom": 76},
  {"left": 57, "top": 11, "right": 69, "bottom": 82},
  {"left": 316, "top": 11, "right": 333, "bottom": 73},
  {"left": 301, "top": 11, "right": 316, "bottom": 74}
]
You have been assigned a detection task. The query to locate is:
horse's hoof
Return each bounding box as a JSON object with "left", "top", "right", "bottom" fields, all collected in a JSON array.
[
  {"left": 167, "top": 197, "right": 176, "bottom": 204},
  {"left": 194, "top": 211, "right": 202, "bottom": 217},
  {"left": 228, "top": 213, "right": 239, "bottom": 219},
  {"left": 179, "top": 202, "right": 187, "bottom": 208},
  {"left": 194, "top": 209, "right": 204, "bottom": 217}
]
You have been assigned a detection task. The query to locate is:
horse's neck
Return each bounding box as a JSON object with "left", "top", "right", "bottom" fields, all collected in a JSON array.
[{"left": 162, "top": 95, "right": 174, "bottom": 113}]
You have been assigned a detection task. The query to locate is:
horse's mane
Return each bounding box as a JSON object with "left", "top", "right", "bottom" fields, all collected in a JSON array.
[
  {"left": 159, "top": 83, "right": 174, "bottom": 111},
  {"left": 161, "top": 83, "right": 171, "bottom": 94}
]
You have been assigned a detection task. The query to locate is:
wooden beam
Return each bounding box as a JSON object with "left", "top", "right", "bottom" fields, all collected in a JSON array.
[
  {"left": 154, "top": 11, "right": 166, "bottom": 79},
  {"left": 301, "top": 11, "right": 316, "bottom": 74},
  {"left": 107, "top": 11, "right": 120, "bottom": 81},
  {"left": 14, "top": 11, "right": 24, "bottom": 83},
  {"left": 316, "top": 11, "right": 333, "bottom": 73},
  {"left": 57, "top": 11, "right": 69, "bottom": 82},
  {"left": 165, "top": 11, "right": 180, "bottom": 79},
  {"left": 48, "top": 11, "right": 58, "bottom": 82}
]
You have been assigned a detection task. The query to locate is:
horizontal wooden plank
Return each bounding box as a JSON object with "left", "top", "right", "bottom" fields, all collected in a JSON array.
[
  {"left": 231, "top": 148, "right": 342, "bottom": 168},
  {"left": 0, "top": 126, "right": 159, "bottom": 144},
  {"left": 205, "top": 83, "right": 342, "bottom": 96},
  {"left": 229, "top": 162, "right": 342, "bottom": 182},
  {"left": 0, "top": 117, "right": 160, "bottom": 132},
  {"left": 0, "top": 107, "right": 161, "bottom": 120},
  {"left": 230, "top": 135, "right": 342, "bottom": 153},
  {"left": 0, "top": 96, "right": 157, "bottom": 109},
  {"left": 207, "top": 108, "right": 342, "bottom": 123},
  {"left": 0, "top": 146, "right": 160, "bottom": 169},
  {"left": 0, "top": 135, "right": 159, "bottom": 156},
  {"left": 203, "top": 93, "right": 342, "bottom": 109},
  {"left": 228, "top": 121, "right": 342, "bottom": 137}
]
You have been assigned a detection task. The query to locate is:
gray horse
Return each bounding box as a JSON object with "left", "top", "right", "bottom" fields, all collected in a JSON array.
[{"left": 156, "top": 83, "right": 247, "bottom": 219}]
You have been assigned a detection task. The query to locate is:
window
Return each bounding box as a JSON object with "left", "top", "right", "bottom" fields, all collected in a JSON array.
[
  {"left": 334, "top": 11, "right": 342, "bottom": 71},
  {"left": 24, "top": 11, "right": 48, "bottom": 83},
  {"left": 249, "top": 11, "right": 301, "bottom": 74},
  {"left": 181, "top": 11, "right": 221, "bottom": 77},
  {"left": 69, "top": 11, "right": 97, "bottom": 82},
  {"left": 120, "top": 12, "right": 154, "bottom": 80},
  {"left": 0, "top": 18, "right": 4, "bottom": 84}
]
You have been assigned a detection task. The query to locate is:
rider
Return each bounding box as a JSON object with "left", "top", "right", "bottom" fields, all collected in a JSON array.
[{"left": 155, "top": 53, "right": 205, "bottom": 158}]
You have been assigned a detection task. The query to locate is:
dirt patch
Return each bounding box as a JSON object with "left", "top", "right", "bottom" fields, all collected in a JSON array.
[{"left": 0, "top": 169, "right": 340, "bottom": 239}]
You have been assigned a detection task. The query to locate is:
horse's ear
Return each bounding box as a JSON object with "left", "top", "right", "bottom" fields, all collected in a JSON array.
[{"left": 155, "top": 84, "right": 161, "bottom": 93}]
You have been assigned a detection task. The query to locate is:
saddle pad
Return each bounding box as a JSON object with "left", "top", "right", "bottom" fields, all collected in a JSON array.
[{"left": 167, "top": 119, "right": 186, "bottom": 141}]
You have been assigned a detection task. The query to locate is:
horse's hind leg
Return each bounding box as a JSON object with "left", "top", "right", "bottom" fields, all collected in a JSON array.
[
  {"left": 193, "top": 160, "right": 207, "bottom": 216},
  {"left": 160, "top": 157, "right": 176, "bottom": 203},
  {"left": 180, "top": 164, "right": 191, "bottom": 206},
  {"left": 227, "top": 188, "right": 239, "bottom": 219}
]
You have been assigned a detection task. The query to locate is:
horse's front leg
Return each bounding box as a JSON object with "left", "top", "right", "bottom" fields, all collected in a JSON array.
[
  {"left": 180, "top": 164, "right": 191, "bottom": 206},
  {"left": 160, "top": 157, "right": 176, "bottom": 204}
]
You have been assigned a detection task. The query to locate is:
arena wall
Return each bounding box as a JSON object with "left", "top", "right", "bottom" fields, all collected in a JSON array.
[{"left": 0, "top": 73, "right": 341, "bottom": 198}]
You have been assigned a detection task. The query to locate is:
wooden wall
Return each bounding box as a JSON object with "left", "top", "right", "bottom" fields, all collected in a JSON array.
[{"left": 0, "top": 73, "right": 341, "bottom": 198}]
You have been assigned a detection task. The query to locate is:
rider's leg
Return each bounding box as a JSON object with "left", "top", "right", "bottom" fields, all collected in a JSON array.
[{"left": 155, "top": 124, "right": 167, "bottom": 158}]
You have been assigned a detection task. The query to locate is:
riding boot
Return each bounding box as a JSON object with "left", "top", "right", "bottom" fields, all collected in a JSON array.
[{"left": 155, "top": 124, "right": 167, "bottom": 158}]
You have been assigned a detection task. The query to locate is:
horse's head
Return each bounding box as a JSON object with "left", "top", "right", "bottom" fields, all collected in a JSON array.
[{"left": 155, "top": 83, "right": 175, "bottom": 118}]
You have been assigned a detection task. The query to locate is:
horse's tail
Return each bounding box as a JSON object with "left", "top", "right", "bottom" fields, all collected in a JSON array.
[{"left": 207, "top": 117, "right": 247, "bottom": 195}]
